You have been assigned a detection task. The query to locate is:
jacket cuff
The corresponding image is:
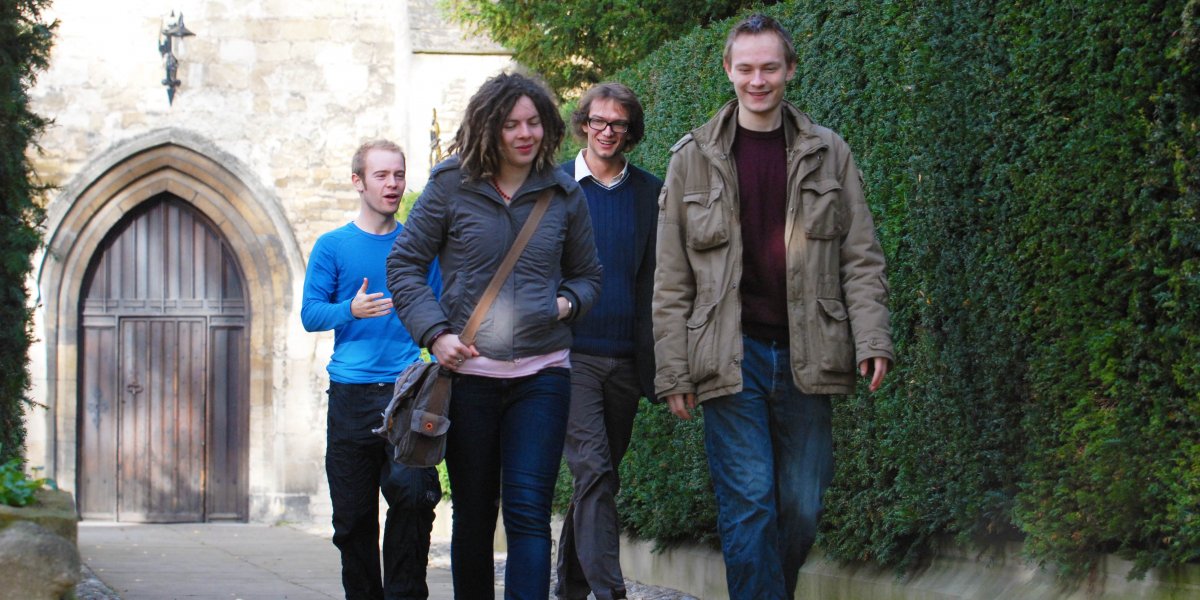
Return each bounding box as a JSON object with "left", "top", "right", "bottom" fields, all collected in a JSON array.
[
  {"left": 422, "top": 324, "right": 453, "bottom": 349},
  {"left": 854, "top": 334, "right": 895, "bottom": 365},
  {"left": 560, "top": 289, "right": 582, "bottom": 322},
  {"left": 653, "top": 371, "right": 694, "bottom": 401}
]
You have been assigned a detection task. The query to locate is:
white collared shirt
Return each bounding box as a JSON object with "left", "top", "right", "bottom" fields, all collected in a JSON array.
[{"left": 573, "top": 150, "right": 629, "bottom": 190}]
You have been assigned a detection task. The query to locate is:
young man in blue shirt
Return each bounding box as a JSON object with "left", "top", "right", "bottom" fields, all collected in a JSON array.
[
  {"left": 555, "top": 83, "right": 661, "bottom": 600},
  {"left": 302, "top": 140, "right": 441, "bottom": 600}
]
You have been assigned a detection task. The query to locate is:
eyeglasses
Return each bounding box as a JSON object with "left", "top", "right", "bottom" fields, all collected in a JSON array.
[{"left": 587, "top": 117, "right": 630, "bottom": 134}]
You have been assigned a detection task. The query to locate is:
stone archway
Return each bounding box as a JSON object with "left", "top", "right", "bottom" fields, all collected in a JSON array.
[{"left": 36, "top": 131, "right": 304, "bottom": 518}]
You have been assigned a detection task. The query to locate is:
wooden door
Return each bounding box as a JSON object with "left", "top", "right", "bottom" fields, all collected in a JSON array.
[{"left": 78, "top": 194, "right": 248, "bottom": 522}]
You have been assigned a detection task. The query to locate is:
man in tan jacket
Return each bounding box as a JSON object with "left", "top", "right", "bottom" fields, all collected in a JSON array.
[{"left": 653, "top": 14, "right": 894, "bottom": 600}]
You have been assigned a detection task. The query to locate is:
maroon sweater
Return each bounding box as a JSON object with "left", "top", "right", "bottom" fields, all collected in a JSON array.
[{"left": 733, "top": 125, "right": 789, "bottom": 342}]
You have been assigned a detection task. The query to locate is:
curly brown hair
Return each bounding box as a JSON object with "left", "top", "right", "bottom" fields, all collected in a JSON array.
[{"left": 448, "top": 72, "right": 565, "bottom": 182}]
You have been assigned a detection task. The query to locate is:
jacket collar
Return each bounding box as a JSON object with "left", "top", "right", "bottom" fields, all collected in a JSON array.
[
  {"left": 691, "top": 100, "right": 826, "bottom": 162},
  {"left": 435, "top": 155, "right": 570, "bottom": 205}
]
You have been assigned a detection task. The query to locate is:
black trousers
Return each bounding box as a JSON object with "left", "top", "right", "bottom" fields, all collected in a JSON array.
[{"left": 327, "top": 381, "right": 441, "bottom": 600}]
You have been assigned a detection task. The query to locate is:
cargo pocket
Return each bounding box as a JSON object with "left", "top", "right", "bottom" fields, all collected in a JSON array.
[
  {"left": 802, "top": 179, "right": 845, "bottom": 240},
  {"left": 686, "top": 302, "right": 720, "bottom": 384},
  {"left": 683, "top": 188, "right": 729, "bottom": 250},
  {"left": 816, "top": 297, "right": 855, "bottom": 373}
]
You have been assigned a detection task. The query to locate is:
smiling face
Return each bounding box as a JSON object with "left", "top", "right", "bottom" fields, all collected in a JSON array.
[
  {"left": 498, "top": 95, "right": 544, "bottom": 175},
  {"left": 352, "top": 148, "right": 406, "bottom": 219},
  {"left": 583, "top": 97, "right": 630, "bottom": 162},
  {"left": 723, "top": 31, "right": 797, "bottom": 131}
]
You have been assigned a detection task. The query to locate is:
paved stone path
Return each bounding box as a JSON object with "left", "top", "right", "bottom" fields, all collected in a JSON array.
[
  {"left": 75, "top": 523, "right": 698, "bottom": 599},
  {"left": 428, "top": 540, "right": 700, "bottom": 600}
]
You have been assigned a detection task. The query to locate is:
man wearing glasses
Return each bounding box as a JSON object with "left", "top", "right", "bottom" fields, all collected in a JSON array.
[{"left": 554, "top": 82, "right": 661, "bottom": 600}]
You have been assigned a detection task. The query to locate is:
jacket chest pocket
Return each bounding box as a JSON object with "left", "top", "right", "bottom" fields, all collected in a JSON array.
[
  {"left": 683, "top": 188, "right": 730, "bottom": 250},
  {"left": 801, "top": 179, "right": 846, "bottom": 240}
]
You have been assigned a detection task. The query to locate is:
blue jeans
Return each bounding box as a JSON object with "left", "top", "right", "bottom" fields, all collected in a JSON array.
[
  {"left": 444, "top": 368, "right": 571, "bottom": 600},
  {"left": 702, "top": 336, "right": 834, "bottom": 600}
]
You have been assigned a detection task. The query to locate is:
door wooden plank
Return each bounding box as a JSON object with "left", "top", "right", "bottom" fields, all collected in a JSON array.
[
  {"left": 181, "top": 207, "right": 196, "bottom": 301},
  {"left": 177, "top": 320, "right": 206, "bottom": 520},
  {"left": 78, "top": 322, "right": 117, "bottom": 519},
  {"left": 207, "top": 325, "right": 247, "bottom": 520},
  {"left": 118, "top": 319, "right": 147, "bottom": 521},
  {"left": 152, "top": 320, "right": 170, "bottom": 518},
  {"left": 147, "top": 201, "right": 164, "bottom": 305}
]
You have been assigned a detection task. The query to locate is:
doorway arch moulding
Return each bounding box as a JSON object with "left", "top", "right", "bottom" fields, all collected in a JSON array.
[{"left": 36, "top": 128, "right": 305, "bottom": 509}]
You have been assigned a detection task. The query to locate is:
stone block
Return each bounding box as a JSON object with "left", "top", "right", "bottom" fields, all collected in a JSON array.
[
  {"left": 0, "top": 488, "right": 79, "bottom": 544},
  {"left": 219, "top": 39, "right": 258, "bottom": 64},
  {"left": 275, "top": 19, "right": 330, "bottom": 42},
  {"left": 0, "top": 522, "right": 80, "bottom": 600}
]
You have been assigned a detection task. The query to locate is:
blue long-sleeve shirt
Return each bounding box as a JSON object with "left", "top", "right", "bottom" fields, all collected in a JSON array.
[{"left": 301, "top": 222, "right": 441, "bottom": 383}]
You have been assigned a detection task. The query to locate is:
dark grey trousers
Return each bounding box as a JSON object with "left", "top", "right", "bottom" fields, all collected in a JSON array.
[{"left": 555, "top": 353, "right": 641, "bottom": 600}]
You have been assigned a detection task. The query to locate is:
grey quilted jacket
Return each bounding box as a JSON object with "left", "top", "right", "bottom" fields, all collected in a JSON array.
[{"left": 387, "top": 156, "right": 602, "bottom": 361}]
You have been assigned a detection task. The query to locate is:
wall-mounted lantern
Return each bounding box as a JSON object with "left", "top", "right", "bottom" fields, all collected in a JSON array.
[{"left": 158, "top": 12, "right": 195, "bottom": 105}]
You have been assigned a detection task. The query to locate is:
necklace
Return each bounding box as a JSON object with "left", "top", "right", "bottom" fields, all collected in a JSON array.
[{"left": 491, "top": 179, "right": 512, "bottom": 202}]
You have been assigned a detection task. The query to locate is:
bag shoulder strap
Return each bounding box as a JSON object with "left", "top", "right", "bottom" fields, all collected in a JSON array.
[{"left": 459, "top": 188, "right": 554, "bottom": 347}]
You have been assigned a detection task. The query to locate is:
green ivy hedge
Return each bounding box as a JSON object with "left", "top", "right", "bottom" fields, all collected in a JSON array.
[
  {"left": 585, "top": 0, "right": 1200, "bottom": 579},
  {"left": 0, "top": 1, "right": 54, "bottom": 467}
]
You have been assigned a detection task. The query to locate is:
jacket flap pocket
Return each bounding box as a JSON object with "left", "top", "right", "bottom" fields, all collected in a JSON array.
[
  {"left": 682, "top": 188, "right": 729, "bottom": 250},
  {"left": 686, "top": 302, "right": 716, "bottom": 329},
  {"left": 817, "top": 297, "right": 848, "bottom": 321},
  {"left": 802, "top": 179, "right": 842, "bottom": 194},
  {"left": 410, "top": 410, "right": 450, "bottom": 437},
  {"left": 682, "top": 190, "right": 712, "bottom": 207},
  {"left": 802, "top": 178, "right": 845, "bottom": 240}
]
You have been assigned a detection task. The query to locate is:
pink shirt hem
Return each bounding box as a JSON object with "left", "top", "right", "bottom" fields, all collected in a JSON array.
[{"left": 456, "top": 348, "right": 571, "bottom": 379}]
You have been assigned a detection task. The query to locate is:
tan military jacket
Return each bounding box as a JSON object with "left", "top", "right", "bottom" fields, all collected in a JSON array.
[{"left": 653, "top": 101, "right": 894, "bottom": 401}]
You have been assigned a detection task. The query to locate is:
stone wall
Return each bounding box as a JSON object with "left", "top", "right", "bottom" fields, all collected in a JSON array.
[
  {"left": 23, "top": 0, "right": 510, "bottom": 525},
  {"left": 618, "top": 536, "right": 1200, "bottom": 600}
]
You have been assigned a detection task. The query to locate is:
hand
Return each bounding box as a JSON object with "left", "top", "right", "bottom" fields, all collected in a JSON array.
[
  {"left": 431, "top": 333, "right": 479, "bottom": 372},
  {"left": 859, "top": 356, "right": 890, "bottom": 392},
  {"left": 556, "top": 296, "right": 571, "bottom": 320},
  {"left": 666, "top": 393, "right": 697, "bottom": 420},
  {"left": 350, "top": 278, "right": 393, "bottom": 319}
]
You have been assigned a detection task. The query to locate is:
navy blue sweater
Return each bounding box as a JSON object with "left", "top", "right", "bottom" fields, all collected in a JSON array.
[
  {"left": 561, "top": 160, "right": 662, "bottom": 398},
  {"left": 572, "top": 178, "right": 638, "bottom": 356}
]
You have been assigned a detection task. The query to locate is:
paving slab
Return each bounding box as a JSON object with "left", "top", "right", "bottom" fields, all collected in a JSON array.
[
  {"left": 78, "top": 522, "right": 459, "bottom": 600},
  {"left": 78, "top": 521, "right": 695, "bottom": 600}
]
